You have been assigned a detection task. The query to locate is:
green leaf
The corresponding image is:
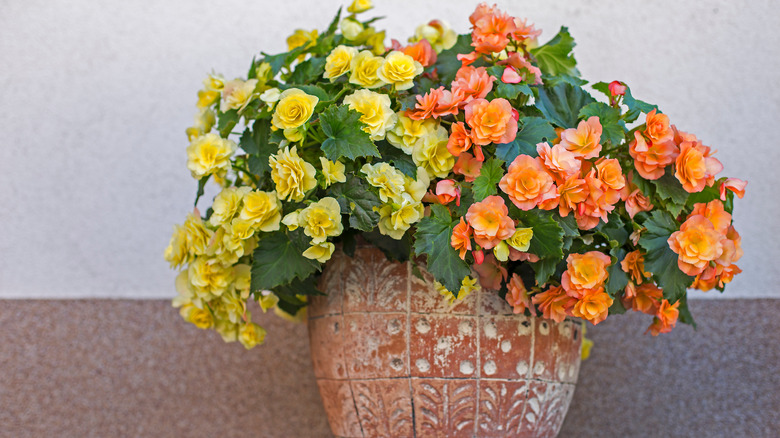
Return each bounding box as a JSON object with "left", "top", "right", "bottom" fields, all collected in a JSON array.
[
  {"left": 513, "top": 209, "right": 564, "bottom": 260},
  {"left": 591, "top": 81, "right": 611, "bottom": 98},
  {"left": 430, "top": 33, "right": 473, "bottom": 84},
  {"left": 638, "top": 211, "right": 694, "bottom": 302},
  {"left": 606, "top": 248, "right": 629, "bottom": 296},
  {"left": 686, "top": 184, "right": 720, "bottom": 207},
  {"left": 217, "top": 109, "right": 239, "bottom": 138},
  {"left": 194, "top": 175, "right": 210, "bottom": 206},
  {"left": 453, "top": 185, "right": 474, "bottom": 217},
  {"left": 677, "top": 294, "right": 697, "bottom": 328},
  {"left": 623, "top": 85, "right": 658, "bottom": 122},
  {"left": 319, "top": 105, "right": 380, "bottom": 161},
  {"left": 241, "top": 119, "right": 277, "bottom": 178},
  {"left": 330, "top": 176, "right": 381, "bottom": 232},
  {"left": 530, "top": 257, "right": 560, "bottom": 287},
  {"left": 274, "top": 276, "right": 323, "bottom": 298},
  {"left": 287, "top": 57, "right": 327, "bottom": 85},
  {"left": 608, "top": 296, "right": 628, "bottom": 315},
  {"left": 376, "top": 141, "right": 417, "bottom": 178},
  {"left": 495, "top": 117, "right": 556, "bottom": 163},
  {"left": 578, "top": 102, "right": 626, "bottom": 145},
  {"left": 472, "top": 158, "right": 504, "bottom": 201},
  {"left": 596, "top": 214, "right": 629, "bottom": 248},
  {"left": 530, "top": 27, "right": 578, "bottom": 77},
  {"left": 413, "top": 204, "right": 471, "bottom": 292},
  {"left": 486, "top": 68, "right": 533, "bottom": 100},
  {"left": 251, "top": 230, "right": 321, "bottom": 292},
  {"left": 653, "top": 171, "right": 689, "bottom": 205},
  {"left": 535, "top": 82, "right": 596, "bottom": 128},
  {"left": 542, "top": 74, "right": 588, "bottom": 87},
  {"left": 362, "top": 229, "right": 412, "bottom": 262}
]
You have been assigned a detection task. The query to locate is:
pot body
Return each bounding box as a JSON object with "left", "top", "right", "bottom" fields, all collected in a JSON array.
[{"left": 308, "top": 248, "right": 582, "bottom": 438}]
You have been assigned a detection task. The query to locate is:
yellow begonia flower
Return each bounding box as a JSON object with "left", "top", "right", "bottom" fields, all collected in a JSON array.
[
  {"left": 216, "top": 289, "right": 247, "bottom": 325},
  {"left": 581, "top": 335, "right": 594, "bottom": 360},
  {"left": 186, "top": 133, "right": 236, "bottom": 179},
  {"left": 319, "top": 157, "right": 346, "bottom": 187},
  {"left": 211, "top": 227, "right": 253, "bottom": 266},
  {"left": 214, "top": 319, "right": 239, "bottom": 343},
  {"left": 196, "top": 89, "right": 219, "bottom": 108},
  {"left": 239, "top": 190, "right": 282, "bottom": 232},
  {"left": 436, "top": 276, "right": 479, "bottom": 304},
  {"left": 282, "top": 210, "right": 301, "bottom": 231},
  {"left": 412, "top": 125, "right": 455, "bottom": 178},
  {"left": 347, "top": 0, "right": 373, "bottom": 13},
  {"left": 349, "top": 50, "right": 386, "bottom": 89},
  {"left": 254, "top": 62, "right": 273, "bottom": 84},
  {"left": 203, "top": 73, "right": 224, "bottom": 92},
  {"left": 257, "top": 290, "right": 279, "bottom": 313},
  {"left": 377, "top": 51, "right": 423, "bottom": 91},
  {"left": 361, "top": 162, "right": 406, "bottom": 203},
  {"left": 493, "top": 241, "right": 510, "bottom": 262},
  {"left": 234, "top": 264, "right": 252, "bottom": 299},
  {"left": 324, "top": 45, "right": 358, "bottom": 81},
  {"left": 259, "top": 87, "right": 281, "bottom": 109},
  {"left": 303, "top": 241, "right": 336, "bottom": 263},
  {"left": 210, "top": 186, "right": 251, "bottom": 227},
  {"left": 274, "top": 305, "right": 307, "bottom": 323},
  {"left": 287, "top": 29, "right": 318, "bottom": 52},
  {"left": 413, "top": 20, "right": 457, "bottom": 53},
  {"left": 298, "top": 197, "right": 343, "bottom": 244},
  {"left": 220, "top": 78, "right": 258, "bottom": 113},
  {"left": 239, "top": 323, "right": 267, "bottom": 349},
  {"left": 272, "top": 88, "right": 319, "bottom": 130},
  {"left": 186, "top": 107, "right": 216, "bottom": 141},
  {"left": 339, "top": 18, "right": 364, "bottom": 41},
  {"left": 180, "top": 304, "right": 214, "bottom": 329},
  {"left": 366, "top": 29, "right": 386, "bottom": 56},
  {"left": 404, "top": 167, "right": 431, "bottom": 203},
  {"left": 283, "top": 127, "right": 304, "bottom": 143},
  {"left": 508, "top": 227, "right": 534, "bottom": 252},
  {"left": 378, "top": 193, "right": 424, "bottom": 240},
  {"left": 269, "top": 146, "right": 317, "bottom": 202},
  {"left": 188, "top": 256, "right": 235, "bottom": 299},
  {"left": 343, "top": 89, "right": 397, "bottom": 140},
  {"left": 387, "top": 114, "right": 438, "bottom": 155},
  {"left": 164, "top": 212, "right": 213, "bottom": 269}
]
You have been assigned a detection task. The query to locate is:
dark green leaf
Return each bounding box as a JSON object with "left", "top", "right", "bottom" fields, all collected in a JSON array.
[
  {"left": 217, "top": 110, "right": 239, "bottom": 138},
  {"left": 194, "top": 175, "right": 210, "bottom": 206},
  {"left": 623, "top": 85, "right": 658, "bottom": 122},
  {"left": 606, "top": 248, "right": 629, "bottom": 296},
  {"left": 453, "top": 185, "right": 474, "bottom": 217},
  {"left": 472, "top": 158, "right": 504, "bottom": 201},
  {"left": 251, "top": 230, "right": 321, "bottom": 292},
  {"left": 677, "top": 294, "right": 697, "bottom": 328},
  {"left": 596, "top": 214, "right": 629, "bottom": 248},
  {"left": 653, "top": 170, "right": 689, "bottom": 206},
  {"left": 513, "top": 209, "right": 564, "bottom": 260},
  {"left": 319, "top": 105, "right": 380, "bottom": 161},
  {"left": 362, "top": 229, "right": 412, "bottom": 262},
  {"left": 486, "top": 67, "right": 533, "bottom": 100},
  {"left": 542, "top": 74, "right": 588, "bottom": 87},
  {"left": 495, "top": 117, "right": 556, "bottom": 163},
  {"left": 638, "top": 211, "right": 694, "bottom": 302},
  {"left": 530, "top": 27, "right": 578, "bottom": 77},
  {"left": 241, "top": 119, "right": 276, "bottom": 178},
  {"left": 530, "top": 257, "right": 560, "bottom": 287},
  {"left": 329, "top": 176, "right": 381, "bottom": 232},
  {"left": 274, "top": 276, "right": 323, "bottom": 298},
  {"left": 413, "top": 204, "right": 471, "bottom": 292},
  {"left": 287, "top": 57, "right": 327, "bottom": 85},
  {"left": 608, "top": 296, "right": 628, "bottom": 315},
  {"left": 535, "top": 82, "right": 596, "bottom": 128},
  {"left": 578, "top": 102, "right": 626, "bottom": 145},
  {"left": 686, "top": 184, "right": 720, "bottom": 207},
  {"left": 430, "top": 34, "right": 473, "bottom": 84},
  {"left": 376, "top": 141, "right": 417, "bottom": 178}
]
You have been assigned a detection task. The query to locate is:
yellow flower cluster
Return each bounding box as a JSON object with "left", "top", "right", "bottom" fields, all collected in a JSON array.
[
  {"left": 344, "top": 90, "right": 397, "bottom": 140},
  {"left": 323, "top": 45, "right": 421, "bottom": 91},
  {"left": 362, "top": 163, "right": 430, "bottom": 239}
]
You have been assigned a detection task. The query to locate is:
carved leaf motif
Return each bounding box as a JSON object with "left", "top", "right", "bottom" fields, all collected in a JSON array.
[
  {"left": 415, "top": 380, "right": 475, "bottom": 435},
  {"left": 478, "top": 381, "right": 529, "bottom": 434},
  {"left": 353, "top": 381, "right": 413, "bottom": 437}
]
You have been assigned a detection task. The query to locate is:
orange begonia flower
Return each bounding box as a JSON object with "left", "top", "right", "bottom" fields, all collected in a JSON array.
[
  {"left": 407, "top": 87, "right": 441, "bottom": 120},
  {"left": 473, "top": 253, "right": 507, "bottom": 290},
  {"left": 432, "top": 88, "right": 465, "bottom": 118},
  {"left": 561, "top": 251, "right": 612, "bottom": 295},
  {"left": 572, "top": 287, "right": 613, "bottom": 325},
  {"left": 471, "top": 9, "right": 516, "bottom": 54},
  {"left": 447, "top": 122, "right": 475, "bottom": 158},
  {"left": 500, "top": 155, "right": 557, "bottom": 211},
  {"left": 451, "top": 65, "right": 495, "bottom": 105},
  {"left": 464, "top": 98, "right": 517, "bottom": 146},
  {"left": 512, "top": 17, "right": 542, "bottom": 44},
  {"left": 675, "top": 140, "right": 723, "bottom": 193},
  {"left": 450, "top": 217, "right": 472, "bottom": 260},
  {"left": 465, "top": 195, "right": 515, "bottom": 250},
  {"left": 622, "top": 281, "right": 662, "bottom": 315},
  {"left": 506, "top": 273, "right": 535, "bottom": 315},
  {"left": 719, "top": 178, "right": 747, "bottom": 201},
  {"left": 689, "top": 200, "right": 731, "bottom": 235},
  {"left": 668, "top": 215, "right": 724, "bottom": 276},
  {"left": 537, "top": 142, "right": 581, "bottom": 184},
  {"left": 532, "top": 285, "right": 575, "bottom": 323},
  {"left": 469, "top": 2, "right": 498, "bottom": 25},
  {"left": 556, "top": 174, "right": 589, "bottom": 218},
  {"left": 620, "top": 250, "right": 651, "bottom": 285},
  {"left": 436, "top": 180, "right": 461, "bottom": 206},
  {"left": 595, "top": 158, "right": 626, "bottom": 205},
  {"left": 559, "top": 116, "right": 603, "bottom": 159},
  {"left": 502, "top": 52, "right": 543, "bottom": 85},
  {"left": 452, "top": 152, "right": 483, "bottom": 182},
  {"left": 629, "top": 131, "right": 679, "bottom": 180},
  {"left": 620, "top": 172, "right": 654, "bottom": 218},
  {"left": 646, "top": 299, "right": 679, "bottom": 336},
  {"left": 643, "top": 109, "right": 674, "bottom": 145},
  {"left": 402, "top": 39, "right": 437, "bottom": 67}
]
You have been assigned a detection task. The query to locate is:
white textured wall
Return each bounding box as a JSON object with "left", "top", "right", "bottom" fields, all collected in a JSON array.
[{"left": 1, "top": 0, "right": 777, "bottom": 298}]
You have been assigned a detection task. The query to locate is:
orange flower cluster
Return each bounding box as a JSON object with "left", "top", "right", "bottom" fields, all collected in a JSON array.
[
  {"left": 467, "top": 3, "right": 541, "bottom": 56},
  {"left": 669, "top": 200, "right": 743, "bottom": 290},
  {"left": 617, "top": 250, "right": 680, "bottom": 335},
  {"left": 498, "top": 125, "right": 626, "bottom": 230}
]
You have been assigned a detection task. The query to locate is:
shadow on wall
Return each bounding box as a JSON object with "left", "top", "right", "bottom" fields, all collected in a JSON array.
[{"left": 0, "top": 299, "right": 777, "bottom": 437}]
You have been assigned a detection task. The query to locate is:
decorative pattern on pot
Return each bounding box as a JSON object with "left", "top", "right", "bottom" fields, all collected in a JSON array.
[{"left": 309, "top": 248, "right": 582, "bottom": 438}]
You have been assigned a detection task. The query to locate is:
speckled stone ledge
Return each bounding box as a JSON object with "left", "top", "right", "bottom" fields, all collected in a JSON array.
[{"left": 0, "top": 299, "right": 778, "bottom": 438}]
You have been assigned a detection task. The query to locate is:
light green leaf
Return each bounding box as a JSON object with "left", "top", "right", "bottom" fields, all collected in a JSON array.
[
  {"left": 578, "top": 102, "right": 626, "bottom": 145},
  {"left": 530, "top": 27, "right": 578, "bottom": 77},
  {"left": 217, "top": 109, "right": 239, "bottom": 138},
  {"left": 472, "top": 158, "right": 504, "bottom": 201}
]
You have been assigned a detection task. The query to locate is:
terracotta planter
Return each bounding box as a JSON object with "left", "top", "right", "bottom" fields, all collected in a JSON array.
[{"left": 308, "top": 247, "right": 582, "bottom": 438}]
